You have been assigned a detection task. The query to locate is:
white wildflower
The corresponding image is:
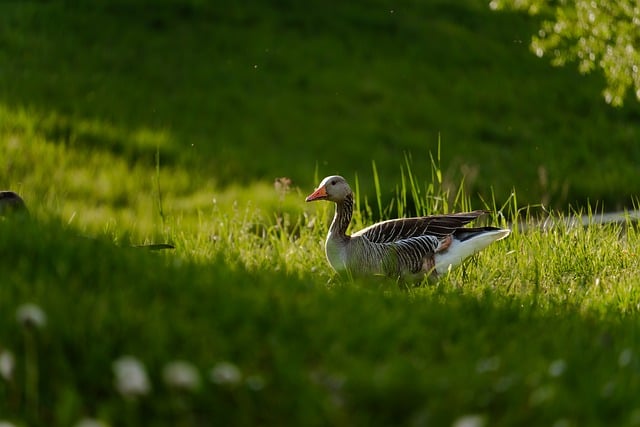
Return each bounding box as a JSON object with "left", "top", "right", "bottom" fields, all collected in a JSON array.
[
  {"left": 162, "top": 360, "right": 200, "bottom": 391},
  {"left": 210, "top": 361, "right": 242, "bottom": 386},
  {"left": 113, "top": 356, "right": 151, "bottom": 398},
  {"left": 452, "top": 414, "right": 486, "bottom": 427},
  {"left": 74, "top": 418, "right": 110, "bottom": 427},
  {"left": 619, "top": 348, "right": 633, "bottom": 367},
  {"left": 16, "top": 303, "right": 47, "bottom": 329},
  {"left": 0, "top": 350, "right": 15, "bottom": 381},
  {"left": 548, "top": 359, "right": 567, "bottom": 377}
]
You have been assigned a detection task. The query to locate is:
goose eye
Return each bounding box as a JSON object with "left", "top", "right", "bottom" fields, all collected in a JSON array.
[{"left": 330, "top": 180, "right": 336, "bottom": 186}]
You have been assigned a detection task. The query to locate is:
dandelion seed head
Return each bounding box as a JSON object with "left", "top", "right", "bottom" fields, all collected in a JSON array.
[
  {"left": 452, "top": 414, "right": 486, "bottom": 427},
  {"left": 16, "top": 303, "right": 47, "bottom": 329},
  {"left": 162, "top": 360, "right": 200, "bottom": 391},
  {"left": 74, "top": 418, "right": 110, "bottom": 427},
  {"left": 548, "top": 359, "right": 566, "bottom": 377},
  {"left": 0, "top": 350, "right": 15, "bottom": 381},
  {"left": 113, "top": 356, "right": 151, "bottom": 398},
  {"left": 619, "top": 348, "right": 633, "bottom": 367},
  {"left": 210, "top": 361, "right": 242, "bottom": 386}
]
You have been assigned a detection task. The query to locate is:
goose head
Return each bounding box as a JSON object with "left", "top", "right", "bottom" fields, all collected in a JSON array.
[{"left": 305, "top": 175, "right": 352, "bottom": 203}]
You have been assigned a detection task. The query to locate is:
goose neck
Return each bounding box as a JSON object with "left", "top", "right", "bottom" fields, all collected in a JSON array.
[{"left": 329, "top": 194, "right": 353, "bottom": 241}]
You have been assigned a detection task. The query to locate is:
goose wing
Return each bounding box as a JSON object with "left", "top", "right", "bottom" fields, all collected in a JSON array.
[
  {"left": 353, "top": 210, "right": 488, "bottom": 244},
  {"left": 381, "top": 233, "right": 453, "bottom": 277}
]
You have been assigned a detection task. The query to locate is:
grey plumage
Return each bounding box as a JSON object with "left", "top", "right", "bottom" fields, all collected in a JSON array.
[{"left": 306, "top": 175, "right": 510, "bottom": 280}]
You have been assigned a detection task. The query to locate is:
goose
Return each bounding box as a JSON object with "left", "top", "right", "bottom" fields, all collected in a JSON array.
[{"left": 305, "top": 175, "right": 510, "bottom": 280}]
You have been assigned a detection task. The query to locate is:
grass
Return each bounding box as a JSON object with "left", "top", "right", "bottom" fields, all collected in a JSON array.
[
  {"left": 2, "top": 159, "right": 640, "bottom": 426},
  {"left": 2, "top": 1, "right": 640, "bottom": 425},
  {"left": 1, "top": 0, "right": 640, "bottom": 210}
]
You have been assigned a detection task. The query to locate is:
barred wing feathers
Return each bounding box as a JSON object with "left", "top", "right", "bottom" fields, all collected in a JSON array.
[{"left": 353, "top": 210, "right": 488, "bottom": 244}]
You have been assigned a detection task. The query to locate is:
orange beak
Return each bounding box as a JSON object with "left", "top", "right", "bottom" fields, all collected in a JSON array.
[{"left": 305, "top": 186, "right": 327, "bottom": 202}]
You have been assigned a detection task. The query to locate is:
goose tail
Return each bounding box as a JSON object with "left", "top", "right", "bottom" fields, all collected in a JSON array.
[{"left": 434, "top": 227, "right": 510, "bottom": 275}]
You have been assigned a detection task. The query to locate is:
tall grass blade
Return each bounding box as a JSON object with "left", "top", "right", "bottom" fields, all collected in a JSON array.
[
  {"left": 372, "top": 160, "right": 383, "bottom": 220},
  {"left": 403, "top": 153, "right": 422, "bottom": 216},
  {"left": 154, "top": 146, "right": 166, "bottom": 228}
]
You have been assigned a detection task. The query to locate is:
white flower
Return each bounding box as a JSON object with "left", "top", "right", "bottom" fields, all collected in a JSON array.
[
  {"left": 210, "top": 361, "right": 242, "bottom": 386},
  {"left": 452, "top": 414, "right": 486, "bottom": 427},
  {"left": 0, "top": 350, "right": 15, "bottom": 381},
  {"left": 74, "top": 418, "right": 110, "bottom": 427},
  {"left": 619, "top": 348, "right": 633, "bottom": 367},
  {"left": 162, "top": 360, "right": 200, "bottom": 391},
  {"left": 113, "top": 356, "right": 151, "bottom": 398},
  {"left": 16, "top": 303, "right": 47, "bottom": 329},
  {"left": 548, "top": 359, "right": 567, "bottom": 377}
]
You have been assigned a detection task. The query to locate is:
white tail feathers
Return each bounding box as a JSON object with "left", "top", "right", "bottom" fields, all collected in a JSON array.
[{"left": 434, "top": 228, "right": 510, "bottom": 275}]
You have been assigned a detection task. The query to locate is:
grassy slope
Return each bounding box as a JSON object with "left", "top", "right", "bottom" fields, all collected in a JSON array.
[
  {"left": 1, "top": 0, "right": 639, "bottom": 213},
  {"left": 1, "top": 211, "right": 640, "bottom": 426}
]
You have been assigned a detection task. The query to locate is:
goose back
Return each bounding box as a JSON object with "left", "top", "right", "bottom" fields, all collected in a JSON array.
[{"left": 353, "top": 210, "right": 488, "bottom": 243}]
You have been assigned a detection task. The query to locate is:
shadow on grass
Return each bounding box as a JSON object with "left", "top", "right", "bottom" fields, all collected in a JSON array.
[
  {"left": 1, "top": 217, "right": 639, "bottom": 425},
  {"left": 2, "top": 1, "right": 640, "bottom": 208}
]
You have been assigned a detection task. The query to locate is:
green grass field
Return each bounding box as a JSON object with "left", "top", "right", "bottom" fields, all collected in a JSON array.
[
  {"left": 2, "top": 0, "right": 640, "bottom": 425},
  {"left": 2, "top": 195, "right": 640, "bottom": 426}
]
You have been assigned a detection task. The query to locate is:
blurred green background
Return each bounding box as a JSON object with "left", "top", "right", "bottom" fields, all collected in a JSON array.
[{"left": 2, "top": 0, "right": 639, "bottom": 211}]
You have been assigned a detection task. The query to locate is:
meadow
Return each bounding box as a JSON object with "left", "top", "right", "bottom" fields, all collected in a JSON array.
[
  {"left": 2, "top": 0, "right": 640, "bottom": 426},
  {"left": 2, "top": 182, "right": 640, "bottom": 426}
]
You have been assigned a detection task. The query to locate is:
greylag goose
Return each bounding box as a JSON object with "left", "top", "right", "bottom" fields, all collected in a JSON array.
[{"left": 306, "top": 176, "right": 510, "bottom": 280}]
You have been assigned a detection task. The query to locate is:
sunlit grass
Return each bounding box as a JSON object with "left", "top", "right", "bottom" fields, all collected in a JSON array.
[{"left": 2, "top": 149, "right": 640, "bottom": 425}]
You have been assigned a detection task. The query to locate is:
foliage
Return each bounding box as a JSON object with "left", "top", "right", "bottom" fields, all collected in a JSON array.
[{"left": 491, "top": 0, "right": 640, "bottom": 106}]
